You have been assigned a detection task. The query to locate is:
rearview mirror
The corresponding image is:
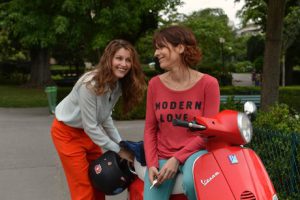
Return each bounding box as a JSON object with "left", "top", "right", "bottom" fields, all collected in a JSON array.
[{"left": 244, "top": 101, "right": 257, "bottom": 115}]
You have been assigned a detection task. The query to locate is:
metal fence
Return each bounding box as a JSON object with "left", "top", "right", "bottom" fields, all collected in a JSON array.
[{"left": 247, "top": 128, "right": 300, "bottom": 200}]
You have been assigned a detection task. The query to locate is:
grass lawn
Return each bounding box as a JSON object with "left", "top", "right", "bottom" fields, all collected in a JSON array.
[{"left": 0, "top": 85, "right": 48, "bottom": 107}]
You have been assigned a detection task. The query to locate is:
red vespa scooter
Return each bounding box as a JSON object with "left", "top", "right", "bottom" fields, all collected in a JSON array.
[{"left": 128, "top": 102, "right": 278, "bottom": 200}]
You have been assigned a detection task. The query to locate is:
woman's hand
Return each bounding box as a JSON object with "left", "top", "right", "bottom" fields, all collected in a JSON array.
[
  {"left": 157, "top": 157, "right": 179, "bottom": 184},
  {"left": 118, "top": 148, "right": 134, "bottom": 162},
  {"left": 148, "top": 166, "right": 159, "bottom": 185}
]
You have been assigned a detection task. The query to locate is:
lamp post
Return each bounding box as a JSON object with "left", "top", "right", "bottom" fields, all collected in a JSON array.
[{"left": 219, "top": 37, "right": 225, "bottom": 70}]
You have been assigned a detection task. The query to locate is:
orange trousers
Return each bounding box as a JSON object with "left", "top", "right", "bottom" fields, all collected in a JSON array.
[{"left": 51, "top": 118, "right": 105, "bottom": 200}]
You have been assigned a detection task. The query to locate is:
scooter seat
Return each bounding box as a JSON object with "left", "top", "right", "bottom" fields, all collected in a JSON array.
[{"left": 134, "top": 158, "right": 184, "bottom": 194}]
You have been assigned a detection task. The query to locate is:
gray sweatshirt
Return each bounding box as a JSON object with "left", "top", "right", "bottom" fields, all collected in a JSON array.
[{"left": 55, "top": 71, "right": 122, "bottom": 152}]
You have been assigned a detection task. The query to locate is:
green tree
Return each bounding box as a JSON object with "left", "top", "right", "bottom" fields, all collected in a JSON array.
[
  {"left": 0, "top": 0, "right": 182, "bottom": 87},
  {"left": 180, "top": 8, "right": 235, "bottom": 71}
]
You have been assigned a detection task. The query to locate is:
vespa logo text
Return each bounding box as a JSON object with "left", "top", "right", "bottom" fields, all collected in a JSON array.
[{"left": 200, "top": 172, "right": 220, "bottom": 186}]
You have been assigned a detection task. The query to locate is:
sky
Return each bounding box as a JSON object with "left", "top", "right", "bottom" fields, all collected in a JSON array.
[{"left": 177, "top": 0, "right": 245, "bottom": 27}]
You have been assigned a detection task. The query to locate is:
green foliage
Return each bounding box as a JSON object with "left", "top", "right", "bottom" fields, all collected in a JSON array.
[
  {"left": 0, "top": 30, "right": 27, "bottom": 62},
  {"left": 233, "top": 61, "right": 253, "bottom": 73},
  {"left": 135, "top": 31, "right": 155, "bottom": 63},
  {"left": 221, "top": 86, "right": 261, "bottom": 95},
  {"left": 0, "top": 0, "right": 183, "bottom": 67},
  {"left": 232, "top": 35, "right": 249, "bottom": 61},
  {"left": 220, "top": 96, "right": 243, "bottom": 111},
  {"left": 53, "top": 15, "right": 69, "bottom": 34},
  {"left": 279, "top": 86, "right": 300, "bottom": 113},
  {"left": 254, "top": 103, "right": 300, "bottom": 134},
  {"left": 142, "top": 68, "right": 159, "bottom": 81},
  {"left": 0, "top": 61, "right": 30, "bottom": 84},
  {"left": 112, "top": 95, "right": 146, "bottom": 120},
  {"left": 181, "top": 8, "right": 235, "bottom": 70},
  {"left": 294, "top": 65, "right": 300, "bottom": 71}
]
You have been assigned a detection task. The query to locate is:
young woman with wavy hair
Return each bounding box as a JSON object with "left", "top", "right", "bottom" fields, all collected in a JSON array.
[{"left": 51, "top": 39, "right": 146, "bottom": 200}]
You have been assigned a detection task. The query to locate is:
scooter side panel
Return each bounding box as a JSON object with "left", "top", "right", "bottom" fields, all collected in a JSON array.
[
  {"left": 212, "top": 147, "right": 258, "bottom": 199},
  {"left": 242, "top": 148, "right": 276, "bottom": 199},
  {"left": 193, "top": 153, "right": 235, "bottom": 200}
]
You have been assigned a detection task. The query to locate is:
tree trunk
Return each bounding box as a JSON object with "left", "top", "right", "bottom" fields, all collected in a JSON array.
[
  {"left": 281, "top": 54, "right": 285, "bottom": 87},
  {"left": 27, "top": 48, "right": 54, "bottom": 88},
  {"left": 261, "top": 0, "right": 286, "bottom": 111}
]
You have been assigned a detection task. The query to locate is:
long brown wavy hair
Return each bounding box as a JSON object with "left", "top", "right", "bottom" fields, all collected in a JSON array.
[
  {"left": 153, "top": 25, "right": 202, "bottom": 68},
  {"left": 87, "top": 39, "right": 146, "bottom": 114}
]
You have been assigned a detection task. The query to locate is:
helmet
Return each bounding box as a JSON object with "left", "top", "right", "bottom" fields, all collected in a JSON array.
[{"left": 88, "top": 150, "right": 134, "bottom": 195}]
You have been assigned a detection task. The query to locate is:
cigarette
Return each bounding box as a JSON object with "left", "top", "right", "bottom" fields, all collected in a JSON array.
[{"left": 150, "top": 179, "right": 158, "bottom": 190}]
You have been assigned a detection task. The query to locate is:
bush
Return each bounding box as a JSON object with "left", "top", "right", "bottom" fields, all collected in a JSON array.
[
  {"left": 0, "top": 61, "right": 30, "bottom": 84},
  {"left": 220, "top": 96, "right": 243, "bottom": 111},
  {"left": 253, "top": 103, "right": 300, "bottom": 134},
  {"left": 221, "top": 86, "right": 260, "bottom": 95},
  {"left": 279, "top": 86, "right": 300, "bottom": 113},
  {"left": 112, "top": 95, "right": 146, "bottom": 120}
]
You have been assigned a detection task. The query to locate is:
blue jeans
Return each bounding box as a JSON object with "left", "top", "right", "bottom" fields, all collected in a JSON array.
[{"left": 143, "top": 150, "right": 207, "bottom": 200}]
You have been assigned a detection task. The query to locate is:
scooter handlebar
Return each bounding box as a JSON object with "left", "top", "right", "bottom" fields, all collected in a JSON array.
[
  {"left": 172, "top": 119, "right": 206, "bottom": 130},
  {"left": 172, "top": 118, "right": 189, "bottom": 127}
]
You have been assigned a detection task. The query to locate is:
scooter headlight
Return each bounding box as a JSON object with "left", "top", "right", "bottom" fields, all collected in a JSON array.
[{"left": 237, "top": 112, "right": 253, "bottom": 143}]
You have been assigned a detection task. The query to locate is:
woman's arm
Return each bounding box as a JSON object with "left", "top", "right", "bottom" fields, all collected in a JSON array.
[
  {"left": 102, "top": 115, "right": 122, "bottom": 144},
  {"left": 78, "top": 84, "right": 121, "bottom": 152},
  {"left": 144, "top": 80, "right": 159, "bottom": 168}
]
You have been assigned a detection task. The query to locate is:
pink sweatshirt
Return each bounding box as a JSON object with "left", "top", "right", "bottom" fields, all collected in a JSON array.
[{"left": 144, "top": 74, "right": 220, "bottom": 168}]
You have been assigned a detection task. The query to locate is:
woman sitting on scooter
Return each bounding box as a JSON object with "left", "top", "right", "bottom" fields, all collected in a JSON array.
[{"left": 144, "top": 25, "right": 220, "bottom": 200}]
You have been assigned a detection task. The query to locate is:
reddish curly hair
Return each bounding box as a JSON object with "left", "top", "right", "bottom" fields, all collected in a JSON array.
[{"left": 153, "top": 25, "right": 202, "bottom": 68}]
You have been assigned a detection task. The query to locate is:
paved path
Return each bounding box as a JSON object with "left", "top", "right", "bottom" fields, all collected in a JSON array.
[{"left": 0, "top": 107, "right": 145, "bottom": 200}]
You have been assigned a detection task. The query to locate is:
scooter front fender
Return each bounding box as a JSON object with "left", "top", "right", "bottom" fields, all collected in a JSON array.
[{"left": 193, "top": 147, "right": 276, "bottom": 200}]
